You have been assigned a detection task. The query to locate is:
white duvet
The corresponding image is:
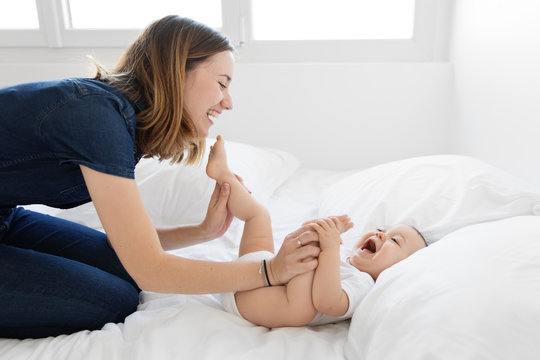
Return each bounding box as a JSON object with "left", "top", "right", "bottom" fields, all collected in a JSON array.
[{"left": 1, "top": 139, "right": 540, "bottom": 360}]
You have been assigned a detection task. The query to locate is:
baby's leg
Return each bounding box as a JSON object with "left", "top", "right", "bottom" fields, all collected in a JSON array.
[
  {"left": 235, "top": 239, "right": 320, "bottom": 328},
  {"left": 206, "top": 135, "right": 274, "bottom": 255},
  {"left": 209, "top": 136, "right": 316, "bottom": 327},
  {"left": 207, "top": 135, "right": 262, "bottom": 223},
  {"left": 235, "top": 216, "right": 353, "bottom": 327},
  {"left": 235, "top": 269, "right": 317, "bottom": 327}
]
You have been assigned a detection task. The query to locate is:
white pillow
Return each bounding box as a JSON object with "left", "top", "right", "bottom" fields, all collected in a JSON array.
[
  {"left": 345, "top": 215, "right": 540, "bottom": 360},
  {"left": 319, "top": 155, "right": 540, "bottom": 243},
  {"left": 32, "top": 139, "right": 299, "bottom": 230},
  {"left": 137, "top": 138, "right": 300, "bottom": 227}
]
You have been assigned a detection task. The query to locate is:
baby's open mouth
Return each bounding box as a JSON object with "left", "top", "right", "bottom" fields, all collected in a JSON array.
[{"left": 361, "top": 239, "right": 376, "bottom": 254}]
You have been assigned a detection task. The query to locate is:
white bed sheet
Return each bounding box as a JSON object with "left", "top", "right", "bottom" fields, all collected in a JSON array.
[{"left": 0, "top": 168, "right": 353, "bottom": 360}]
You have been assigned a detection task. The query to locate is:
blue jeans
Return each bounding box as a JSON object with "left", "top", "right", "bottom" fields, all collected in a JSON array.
[{"left": 0, "top": 207, "right": 140, "bottom": 339}]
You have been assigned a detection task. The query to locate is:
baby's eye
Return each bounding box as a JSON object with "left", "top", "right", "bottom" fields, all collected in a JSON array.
[{"left": 391, "top": 237, "right": 399, "bottom": 244}]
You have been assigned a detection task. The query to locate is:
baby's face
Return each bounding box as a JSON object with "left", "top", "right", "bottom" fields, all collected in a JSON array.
[{"left": 348, "top": 224, "right": 426, "bottom": 280}]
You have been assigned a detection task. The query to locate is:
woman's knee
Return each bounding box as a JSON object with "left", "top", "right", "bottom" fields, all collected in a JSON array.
[
  {"left": 0, "top": 245, "right": 139, "bottom": 334},
  {"left": 110, "top": 282, "right": 140, "bottom": 321},
  {"left": 81, "top": 273, "right": 140, "bottom": 326}
]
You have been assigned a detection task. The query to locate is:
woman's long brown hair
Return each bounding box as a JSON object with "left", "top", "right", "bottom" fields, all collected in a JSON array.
[{"left": 94, "top": 15, "right": 233, "bottom": 164}]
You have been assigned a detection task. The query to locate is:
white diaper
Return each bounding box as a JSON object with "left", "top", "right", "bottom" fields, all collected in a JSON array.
[{"left": 221, "top": 250, "right": 274, "bottom": 318}]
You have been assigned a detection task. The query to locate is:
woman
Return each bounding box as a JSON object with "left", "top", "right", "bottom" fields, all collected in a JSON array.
[{"left": 0, "top": 15, "right": 320, "bottom": 339}]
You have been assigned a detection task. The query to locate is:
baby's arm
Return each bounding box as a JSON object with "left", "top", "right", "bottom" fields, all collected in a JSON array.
[{"left": 310, "top": 217, "right": 350, "bottom": 317}]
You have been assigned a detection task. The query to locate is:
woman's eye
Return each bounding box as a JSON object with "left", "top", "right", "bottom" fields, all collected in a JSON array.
[
  {"left": 376, "top": 228, "right": 383, "bottom": 232},
  {"left": 218, "top": 82, "right": 226, "bottom": 89}
]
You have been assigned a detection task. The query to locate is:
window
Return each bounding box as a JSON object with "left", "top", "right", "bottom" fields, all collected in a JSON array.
[
  {"left": 0, "top": 0, "right": 223, "bottom": 48},
  {"left": 0, "top": 0, "right": 451, "bottom": 62},
  {"left": 68, "top": 0, "right": 221, "bottom": 29},
  {"left": 226, "top": 0, "right": 451, "bottom": 62},
  {"left": 0, "top": 0, "right": 39, "bottom": 29},
  {"left": 251, "top": 0, "right": 415, "bottom": 41}
]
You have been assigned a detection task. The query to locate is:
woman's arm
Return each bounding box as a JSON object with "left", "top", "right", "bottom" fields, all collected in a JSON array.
[
  {"left": 157, "top": 174, "right": 251, "bottom": 251},
  {"left": 80, "top": 165, "right": 319, "bottom": 294},
  {"left": 156, "top": 183, "right": 232, "bottom": 250},
  {"left": 310, "top": 219, "right": 349, "bottom": 317},
  {"left": 156, "top": 225, "right": 211, "bottom": 251}
]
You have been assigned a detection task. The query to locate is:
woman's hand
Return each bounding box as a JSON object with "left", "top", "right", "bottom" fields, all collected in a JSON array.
[
  {"left": 199, "top": 182, "right": 233, "bottom": 240},
  {"left": 199, "top": 174, "right": 250, "bottom": 240},
  {"left": 267, "top": 225, "right": 321, "bottom": 285}
]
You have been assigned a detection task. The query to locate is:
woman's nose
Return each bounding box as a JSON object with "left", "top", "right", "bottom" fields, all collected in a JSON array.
[{"left": 221, "top": 92, "right": 233, "bottom": 110}]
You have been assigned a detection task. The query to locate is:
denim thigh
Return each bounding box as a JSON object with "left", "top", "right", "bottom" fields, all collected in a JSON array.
[{"left": 0, "top": 207, "right": 140, "bottom": 339}]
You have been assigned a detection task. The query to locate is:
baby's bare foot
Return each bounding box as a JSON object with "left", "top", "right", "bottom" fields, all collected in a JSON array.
[{"left": 206, "top": 135, "right": 231, "bottom": 181}]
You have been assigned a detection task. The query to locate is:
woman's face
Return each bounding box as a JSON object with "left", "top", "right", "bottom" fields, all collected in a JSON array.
[{"left": 183, "top": 50, "right": 234, "bottom": 138}]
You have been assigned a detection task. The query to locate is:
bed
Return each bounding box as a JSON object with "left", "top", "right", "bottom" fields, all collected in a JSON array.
[{"left": 1, "top": 139, "right": 540, "bottom": 360}]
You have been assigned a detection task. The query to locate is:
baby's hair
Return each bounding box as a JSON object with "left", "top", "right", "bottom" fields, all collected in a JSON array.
[{"left": 411, "top": 226, "right": 428, "bottom": 247}]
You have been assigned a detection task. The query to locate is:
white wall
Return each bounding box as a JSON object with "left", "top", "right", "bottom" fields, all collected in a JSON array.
[
  {"left": 210, "top": 62, "right": 452, "bottom": 170},
  {"left": 0, "top": 48, "right": 120, "bottom": 85},
  {"left": 450, "top": 0, "right": 540, "bottom": 185}
]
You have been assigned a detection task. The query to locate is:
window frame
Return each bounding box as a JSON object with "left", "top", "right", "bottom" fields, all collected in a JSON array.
[
  {"left": 0, "top": 0, "right": 451, "bottom": 62},
  {"left": 223, "top": 0, "right": 452, "bottom": 62}
]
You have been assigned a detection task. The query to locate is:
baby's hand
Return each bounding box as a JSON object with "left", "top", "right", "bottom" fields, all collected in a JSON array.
[{"left": 308, "top": 218, "right": 343, "bottom": 250}]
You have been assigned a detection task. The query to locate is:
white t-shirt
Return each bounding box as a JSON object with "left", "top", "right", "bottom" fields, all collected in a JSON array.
[{"left": 308, "top": 249, "right": 375, "bottom": 326}]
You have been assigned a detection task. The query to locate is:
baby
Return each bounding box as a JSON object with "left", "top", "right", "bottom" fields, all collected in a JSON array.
[{"left": 207, "top": 136, "right": 427, "bottom": 327}]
